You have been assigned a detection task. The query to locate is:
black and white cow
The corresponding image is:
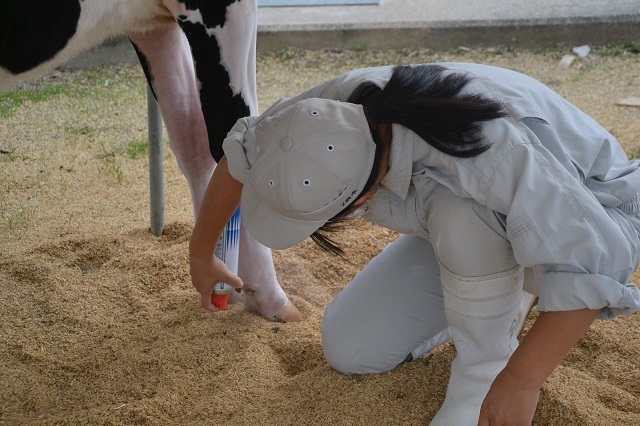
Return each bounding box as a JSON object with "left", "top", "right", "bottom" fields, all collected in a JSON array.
[{"left": 0, "top": 0, "right": 302, "bottom": 321}]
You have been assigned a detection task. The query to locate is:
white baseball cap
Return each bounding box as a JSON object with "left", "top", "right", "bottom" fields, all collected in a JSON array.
[{"left": 223, "top": 98, "right": 377, "bottom": 250}]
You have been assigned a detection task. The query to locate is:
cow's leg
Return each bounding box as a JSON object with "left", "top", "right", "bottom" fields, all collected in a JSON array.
[
  {"left": 174, "top": 0, "right": 301, "bottom": 321},
  {"left": 142, "top": 1, "right": 300, "bottom": 321},
  {"left": 128, "top": 23, "right": 214, "bottom": 215}
]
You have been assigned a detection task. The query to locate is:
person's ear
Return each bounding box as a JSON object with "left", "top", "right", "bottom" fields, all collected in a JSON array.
[
  {"left": 353, "top": 191, "right": 375, "bottom": 207},
  {"left": 364, "top": 192, "right": 376, "bottom": 203}
]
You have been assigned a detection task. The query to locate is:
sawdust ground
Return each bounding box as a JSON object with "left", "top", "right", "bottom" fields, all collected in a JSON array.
[{"left": 1, "top": 47, "right": 639, "bottom": 425}]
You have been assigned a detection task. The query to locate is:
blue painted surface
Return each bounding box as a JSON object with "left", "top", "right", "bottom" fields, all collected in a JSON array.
[{"left": 259, "top": 0, "right": 378, "bottom": 7}]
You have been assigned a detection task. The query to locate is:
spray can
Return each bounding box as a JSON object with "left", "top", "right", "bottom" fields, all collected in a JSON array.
[{"left": 212, "top": 207, "right": 241, "bottom": 310}]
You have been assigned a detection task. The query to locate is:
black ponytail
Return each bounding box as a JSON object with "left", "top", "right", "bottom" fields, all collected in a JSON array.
[
  {"left": 310, "top": 64, "right": 508, "bottom": 256},
  {"left": 367, "top": 64, "right": 507, "bottom": 158}
]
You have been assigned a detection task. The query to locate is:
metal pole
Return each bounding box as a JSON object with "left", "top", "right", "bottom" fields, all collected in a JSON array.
[{"left": 147, "top": 85, "right": 164, "bottom": 236}]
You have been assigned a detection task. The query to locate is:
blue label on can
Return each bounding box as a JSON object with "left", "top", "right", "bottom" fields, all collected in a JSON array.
[{"left": 215, "top": 207, "right": 241, "bottom": 291}]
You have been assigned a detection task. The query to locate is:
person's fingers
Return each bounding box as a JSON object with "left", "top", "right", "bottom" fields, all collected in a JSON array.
[
  {"left": 220, "top": 271, "right": 244, "bottom": 289},
  {"left": 200, "top": 291, "right": 219, "bottom": 312}
]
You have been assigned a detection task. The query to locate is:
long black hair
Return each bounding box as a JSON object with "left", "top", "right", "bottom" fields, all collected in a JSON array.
[{"left": 310, "top": 64, "right": 508, "bottom": 256}]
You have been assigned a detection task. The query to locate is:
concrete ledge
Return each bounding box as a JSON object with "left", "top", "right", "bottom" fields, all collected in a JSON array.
[
  {"left": 64, "top": 14, "right": 639, "bottom": 70},
  {"left": 257, "top": 14, "right": 640, "bottom": 51}
]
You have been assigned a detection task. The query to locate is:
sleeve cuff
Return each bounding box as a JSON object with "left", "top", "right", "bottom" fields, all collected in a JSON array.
[
  {"left": 536, "top": 271, "right": 640, "bottom": 319},
  {"left": 222, "top": 117, "right": 260, "bottom": 184}
]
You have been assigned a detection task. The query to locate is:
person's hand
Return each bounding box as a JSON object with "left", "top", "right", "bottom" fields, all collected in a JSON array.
[
  {"left": 189, "top": 254, "right": 243, "bottom": 312},
  {"left": 478, "top": 367, "right": 540, "bottom": 426},
  {"left": 478, "top": 308, "right": 599, "bottom": 425}
]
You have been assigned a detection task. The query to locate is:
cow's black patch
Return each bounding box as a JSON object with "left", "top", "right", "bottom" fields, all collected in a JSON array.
[
  {"left": 0, "top": 0, "right": 82, "bottom": 74},
  {"left": 130, "top": 40, "right": 158, "bottom": 100},
  {"left": 177, "top": 0, "right": 237, "bottom": 31},
  {"left": 178, "top": 16, "right": 250, "bottom": 162}
]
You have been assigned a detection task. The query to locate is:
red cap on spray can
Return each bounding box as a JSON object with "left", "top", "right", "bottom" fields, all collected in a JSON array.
[{"left": 212, "top": 286, "right": 233, "bottom": 310}]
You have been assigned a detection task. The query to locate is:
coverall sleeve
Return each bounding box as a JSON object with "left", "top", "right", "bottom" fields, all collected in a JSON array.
[{"left": 484, "top": 121, "right": 640, "bottom": 319}]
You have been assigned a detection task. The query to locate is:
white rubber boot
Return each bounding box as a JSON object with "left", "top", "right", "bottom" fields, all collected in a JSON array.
[
  {"left": 430, "top": 264, "right": 524, "bottom": 425},
  {"left": 411, "top": 291, "right": 536, "bottom": 362}
]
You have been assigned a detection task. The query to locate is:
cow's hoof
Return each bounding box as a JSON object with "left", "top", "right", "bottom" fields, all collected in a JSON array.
[
  {"left": 241, "top": 287, "right": 303, "bottom": 322},
  {"left": 272, "top": 300, "right": 303, "bottom": 323}
]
